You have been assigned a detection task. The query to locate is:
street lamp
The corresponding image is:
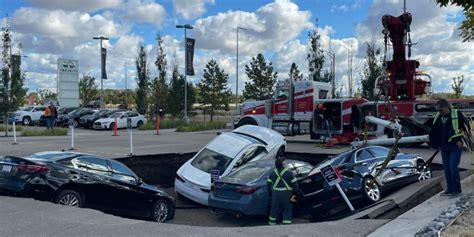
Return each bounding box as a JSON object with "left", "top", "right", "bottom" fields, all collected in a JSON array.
[
  {"left": 176, "top": 24, "right": 193, "bottom": 124},
  {"left": 92, "top": 36, "right": 109, "bottom": 109},
  {"left": 236, "top": 27, "right": 249, "bottom": 107}
]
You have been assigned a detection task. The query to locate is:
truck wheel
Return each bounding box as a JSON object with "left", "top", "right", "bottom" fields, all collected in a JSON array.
[{"left": 236, "top": 118, "right": 257, "bottom": 128}]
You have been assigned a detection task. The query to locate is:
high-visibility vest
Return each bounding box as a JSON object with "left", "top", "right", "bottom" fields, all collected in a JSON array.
[
  {"left": 267, "top": 168, "right": 297, "bottom": 192},
  {"left": 433, "top": 109, "right": 463, "bottom": 142},
  {"left": 44, "top": 107, "right": 51, "bottom": 117}
]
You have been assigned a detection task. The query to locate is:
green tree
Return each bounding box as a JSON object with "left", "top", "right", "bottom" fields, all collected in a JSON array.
[
  {"left": 243, "top": 53, "right": 278, "bottom": 100},
  {"left": 167, "top": 65, "right": 195, "bottom": 118},
  {"left": 37, "top": 89, "right": 56, "bottom": 104},
  {"left": 435, "top": 0, "right": 473, "bottom": 42},
  {"left": 197, "top": 59, "right": 231, "bottom": 122},
  {"left": 1, "top": 17, "right": 12, "bottom": 116},
  {"left": 289, "top": 62, "right": 303, "bottom": 81},
  {"left": 307, "top": 30, "right": 331, "bottom": 82},
  {"left": 135, "top": 44, "right": 149, "bottom": 115},
  {"left": 9, "top": 55, "right": 27, "bottom": 110},
  {"left": 361, "top": 41, "right": 383, "bottom": 100},
  {"left": 151, "top": 33, "right": 168, "bottom": 117},
  {"left": 79, "top": 74, "right": 98, "bottom": 106},
  {"left": 451, "top": 75, "right": 465, "bottom": 98}
]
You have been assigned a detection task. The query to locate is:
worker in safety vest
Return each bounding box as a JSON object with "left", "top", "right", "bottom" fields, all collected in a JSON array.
[
  {"left": 44, "top": 105, "right": 53, "bottom": 129},
  {"left": 429, "top": 99, "right": 470, "bottom": 197},
  {"left": 267, "top": 158, "right": 299, "bottom": 225}
]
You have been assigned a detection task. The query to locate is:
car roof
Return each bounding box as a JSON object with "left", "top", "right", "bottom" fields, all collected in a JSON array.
[
  {"left": 25, "top": 151, "right": 98, "bottom": 161},
  {"left": 206, "top": 133, "right": 254, "bottom": 158}
]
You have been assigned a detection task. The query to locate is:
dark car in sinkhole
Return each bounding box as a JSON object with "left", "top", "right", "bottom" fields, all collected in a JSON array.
[{"left": 0, "top": 151, "right": 175, "bottom": 223}]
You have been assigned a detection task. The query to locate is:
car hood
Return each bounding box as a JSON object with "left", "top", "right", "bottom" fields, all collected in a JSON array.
[
  {"left": 140, "top": 183, "right": 174, "bottom": 202},
  {"left": 177, "top": 160, "right": 211, "bottom": 189}
]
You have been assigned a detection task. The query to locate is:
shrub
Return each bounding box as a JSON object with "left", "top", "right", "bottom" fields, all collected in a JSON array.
[
  {"left": 176, "top": 121, "right": 227, "bottom": 132},
  {"left": 21, "top": 128, "right": 68, "bottom": 136}
]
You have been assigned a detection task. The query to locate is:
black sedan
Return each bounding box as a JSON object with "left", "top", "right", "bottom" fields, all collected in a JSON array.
[
  {"left": 0, "top": 151, "right": 175, "bottom": 222},
  {"left": 79, "top": 109, "right": 126, "bottom": 128},
  {"left": 56, "top": 108, "right": 96, "bottom": 127},
  {"left": 297, "top": 146, "right": 432, "bottom": 218}
]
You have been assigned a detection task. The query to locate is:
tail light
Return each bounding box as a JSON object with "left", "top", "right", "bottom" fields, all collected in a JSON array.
[
  {"left": 175, "top": 175, "right": 185, "bottom": 183},
  {"left": 17, "top": 164, "right": 49, "bottom": 173},
  {"left": 235, "top": 186, "right": 259, "bottom": 195}
]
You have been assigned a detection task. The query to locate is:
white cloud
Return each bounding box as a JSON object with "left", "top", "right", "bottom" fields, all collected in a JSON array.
[
  {"left": 27, "top": 0, "right": 122, "bottom": 12},
  {"left": 115, "top": 0, "right": 167, "bottom": 26},
  {"left": 192, "top": 0, "right": 313, "bottom": 55},
  {"left": 173, "top": 0, "right": 214, "bottom": 20}
]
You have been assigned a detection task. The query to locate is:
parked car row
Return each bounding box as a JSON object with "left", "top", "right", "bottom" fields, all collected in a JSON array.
[
  {"left": 0, "top": 151, "right": 175, "bottom": 223},
  {"left": 7, "top": 106, "right": 147, "bottom": 130},
  {"left": 175, "top": 126, "right": 432, "bottom": 218}
]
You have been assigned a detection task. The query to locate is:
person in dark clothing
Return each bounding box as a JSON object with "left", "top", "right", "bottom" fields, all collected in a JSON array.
[
  {"left": 267, "top": 158, "right": 299, "bottom": 225},
  {"left": 49, "top": 102, "right": 58, "bottom": 128},
  {"left": 429, "top": 99, "right": 470, "bottom": 197}
]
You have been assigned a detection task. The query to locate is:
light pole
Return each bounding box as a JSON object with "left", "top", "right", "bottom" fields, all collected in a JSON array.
[
  {"left": 236, "top": 27, "right": 248, "bottom": 107},
  {"left": 322, "top": 50, "right": 336, "bottom": 98},
  {"left": 92, "top": 36, "right": 109, "bottom": 109},
  {"left": 176, "top": 24, "right": 193, "bottom": 124}
]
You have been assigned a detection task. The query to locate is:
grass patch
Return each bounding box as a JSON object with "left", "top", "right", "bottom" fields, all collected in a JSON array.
[
  {"left": 139, "top": 119, "right": 188, "bottom": 130},
  {"left": 21, "top": 128, "right": 68, "bottom": 136},
  {"left": 0, "top": 125, "right": 24, "bottom": 132},
  {"left": 176, "top": 121, "right": 227, "bottom": 132}
]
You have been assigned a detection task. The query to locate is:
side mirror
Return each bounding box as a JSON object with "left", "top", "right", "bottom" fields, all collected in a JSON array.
[{"left": 136, "top": 177, "right": 143, "bottom": 185}]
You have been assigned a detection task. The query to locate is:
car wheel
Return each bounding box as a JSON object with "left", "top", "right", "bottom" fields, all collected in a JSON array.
[
  {"left": 363, "top": 177, "right": 381, "bottom": 203},
  {"left": 311, "top": 208, "right": 331, "bottom": 221},
  {"left": 151, "top": 199, "right": 173, "bottom": 223},
  {"left": 137, "top": 120, "right": 144, "bottom": 128},
  {"left": 109, "top": 123, "right": 115, "bottom": 130},
  {"left": 73, "top": 120, "right": 79, "bottom": 128},
  {"left": 22, "top": 117, "right": 31, "bottom": 126},
  {"left": 417, "top": 161, "right": 432, "bottom": 182},
  {"left": 55, "top": 190, "right": 83, "bottom": 208}
]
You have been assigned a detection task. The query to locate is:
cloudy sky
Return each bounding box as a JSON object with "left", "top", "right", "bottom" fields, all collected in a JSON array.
[{"left": 1, "top": 0, "right": 473, "bottom": 95}]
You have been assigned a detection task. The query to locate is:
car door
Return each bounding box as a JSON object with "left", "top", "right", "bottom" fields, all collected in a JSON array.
[
  {"left": 107, "top": 159, "right": 149, "bottom": 215},
  {"left": 117, "top": 113, "right": 128, "bottom": 128},
  {"left": 369, "top": 146, "right": 414, "bottom": 186},
  {"left": 32, "top": 107, "right": 46, "bottom": 121},
  {"left": 338, "top": 148, "right": 376, "bottom": 198},
  {"left": 71, "top": 157, "right": 117, "bottom": 210},
  {"left": 127, "top": 112, "right": 139, "bottom": 127}
]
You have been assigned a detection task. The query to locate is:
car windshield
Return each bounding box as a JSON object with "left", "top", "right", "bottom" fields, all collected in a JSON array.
[
  {"left": 68, "top": 108, "right": 83, "bottom": 115},
  {"left": 93, "top": 110, "right": 108, "bottom": 116},
  {"left": 227, "top": 166, "right": 270, "bottom": 183},
  {"left": 21, "top": 107, "right": 33, "bottom": 111},
  {"left": 191, "top": 148, "right": 233, "bottom": 174}
]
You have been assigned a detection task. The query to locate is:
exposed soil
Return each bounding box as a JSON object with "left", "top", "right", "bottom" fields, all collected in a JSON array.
[{"left": 441, "top": 206, "right": 474, "bottom": 237}]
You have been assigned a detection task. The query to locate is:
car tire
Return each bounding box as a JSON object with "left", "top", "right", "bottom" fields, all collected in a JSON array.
[
  {"left": 73, "top": 120, "right": 79, "bottom": 128},
  {"left": 136, "top": 120, "right": 144, "bottom": 128},
  {"left": 150, "top": 199, "right": 173, "bottom": 223},
  {"left": 22, "top": 116, "right": 31, "bottom": 126},
  {"left": 362, "top": 177, "right": 381, "bottom": 203},
  {"left": 109, "top": 123, "right": 115, "bottom": 131},
  {"left": 236, "top": 118, "right": 257, "bottom": 128},
  {"left": 55, "top": 190, "right": 83, "bottom": 208},
  {"left": 417, "top": 160, "right": 432, "bottom": 182},
  {"left": 310, "top": 208, "right": 331, "bottom": 221}
]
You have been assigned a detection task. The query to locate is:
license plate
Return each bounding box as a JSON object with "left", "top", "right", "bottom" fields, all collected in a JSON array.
[{"left": 1, "top": 165, "right": 12, "bottom": 173}]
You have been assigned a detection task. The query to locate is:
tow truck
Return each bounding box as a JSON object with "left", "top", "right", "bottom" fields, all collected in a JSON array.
[{"left": 233, "top": 11, "right": 473, "bottom": 147}]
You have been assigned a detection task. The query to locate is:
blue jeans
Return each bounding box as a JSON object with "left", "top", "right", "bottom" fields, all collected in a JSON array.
[{"left": 440, "top": 143, "right": 462, "bottom": 193}]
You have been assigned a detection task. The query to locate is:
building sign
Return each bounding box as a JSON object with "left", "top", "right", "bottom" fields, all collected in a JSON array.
[{"left": 57, "top": 59, "right": 79, "bottom": 107}]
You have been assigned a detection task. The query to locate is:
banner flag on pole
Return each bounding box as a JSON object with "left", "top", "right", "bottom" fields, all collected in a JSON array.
[
  {"left": 185, "top": 38, "right": 195, "bottom": 76},
  {"left": 101, "top": 47, "right": 107, "bottom": 79}
]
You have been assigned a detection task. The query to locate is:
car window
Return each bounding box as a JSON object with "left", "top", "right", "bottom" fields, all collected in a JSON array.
[
  {"left": 235, "top": 146, "right": 267, "bottom": 168},
  {"left": 227, "top": 166, "right": 271, "bottom": 183},
  {"left": 191, "top": 148, "right": 233, "bottom": 174},
  {"left": 369, "top": 147, "right": 389, "bottom": 158},
  {"left": 128, "top": 113, "right": 138, "bottom": 117},
  {"left": 109, "top": 160, "right": 137, "bottom": 183},
  {"left": 21, "top": 107, "right": 34, "bottom": 111},
  {"left": 73, "top": 157, "right": 109, "bottom": 174},
  {"left": 33, "top": 107, "right": 45, "bottom": 112},
  {"left": 356, "top": 149, "right": 375, "bottom": 162}
]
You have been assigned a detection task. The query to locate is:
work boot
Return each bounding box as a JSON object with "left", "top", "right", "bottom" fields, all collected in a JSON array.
[
  {"left": 450, "top": 192, "right": 462, "bottom": 198},
  {"left": 440, "top": 190, "right": 452, "bottom": 197}
]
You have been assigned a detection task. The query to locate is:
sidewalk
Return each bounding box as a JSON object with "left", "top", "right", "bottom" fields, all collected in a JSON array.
[{"left": 368, "top": 175, "right": 473, "bottom": 237}]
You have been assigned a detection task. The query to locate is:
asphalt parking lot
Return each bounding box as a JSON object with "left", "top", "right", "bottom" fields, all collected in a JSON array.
[{"left": 1, "top": 128, "right": 472, "bottom": 236}]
